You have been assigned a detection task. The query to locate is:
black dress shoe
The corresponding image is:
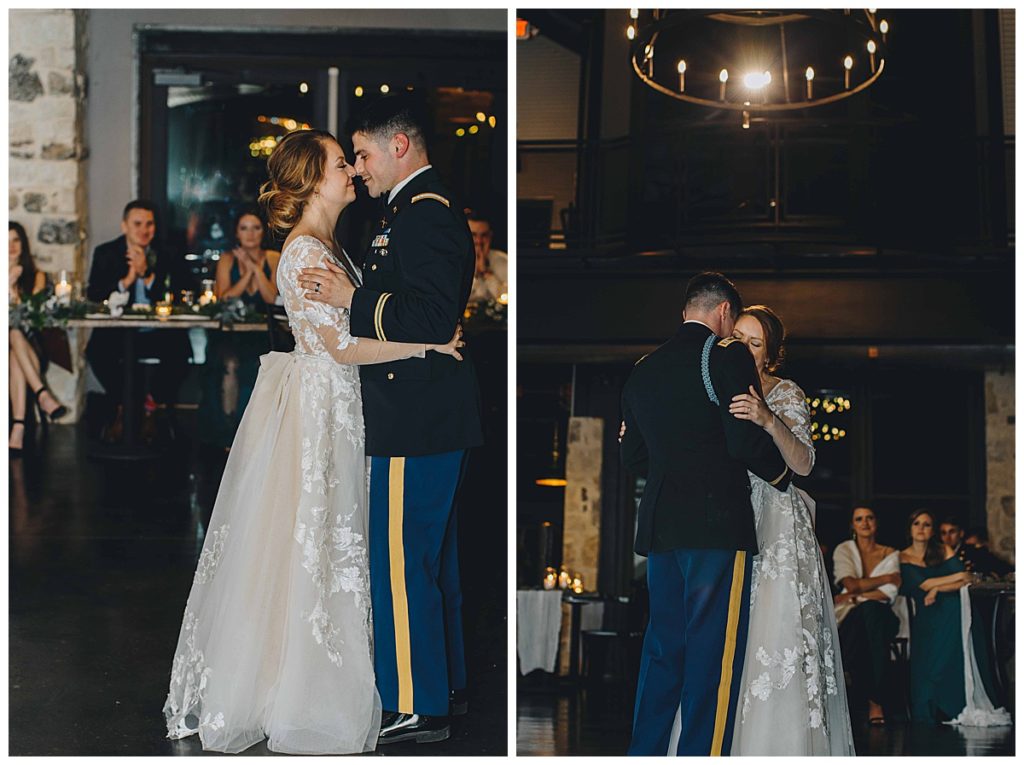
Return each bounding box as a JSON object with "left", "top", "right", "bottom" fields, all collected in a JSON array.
[
  {"left": 378, "top": 712, "right": 450, "bottom": 744},
  {"left": 449, "top": 688, "right": 468, "bottom": 716}
]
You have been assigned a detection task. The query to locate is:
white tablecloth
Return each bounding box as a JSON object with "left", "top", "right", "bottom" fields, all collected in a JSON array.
[{"left": 517, "top": 589, "right": 563, "bottom": 674}]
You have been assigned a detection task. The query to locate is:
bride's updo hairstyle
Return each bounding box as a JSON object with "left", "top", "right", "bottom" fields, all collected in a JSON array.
[
  {"left": 258, "top": 128, "right": 337, "bottom": 235},
  {"left": 740, "top": 304, "right": 786, "bottom": 373}
]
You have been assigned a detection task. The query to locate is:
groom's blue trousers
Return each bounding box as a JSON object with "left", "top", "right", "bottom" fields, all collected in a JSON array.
[
  {"left": 369, "top": 450, "right": 467, "bottom": 716},
  {"left": 628, "top": 547, "right": 752, "bottom": 756}
]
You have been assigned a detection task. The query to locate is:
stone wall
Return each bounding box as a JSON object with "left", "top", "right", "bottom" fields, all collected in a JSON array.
[
  {"left": 10, "top": 9, "right": 87, "bottom": 273},
  {"left": 985, "top": 370, "right": 1014, "bottom": 563},
  {"left": 9, "top": 9, "right": 89, "bottom": 420},
  {"left": 557, "top": 416, "right": 603, "bottom": 673}
]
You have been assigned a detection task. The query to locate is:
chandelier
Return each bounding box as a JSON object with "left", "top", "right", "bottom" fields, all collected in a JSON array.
[{"left": 627, "top": 9, "right": 890, "bottom": 126}]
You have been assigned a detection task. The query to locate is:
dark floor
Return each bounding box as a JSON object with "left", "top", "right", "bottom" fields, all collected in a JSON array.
[
  {"left": 9, "top": 417, "right": 507, "bottom": 756},
  {"left": 516, "top": 681, "right": 1015, "bottom": 756}
]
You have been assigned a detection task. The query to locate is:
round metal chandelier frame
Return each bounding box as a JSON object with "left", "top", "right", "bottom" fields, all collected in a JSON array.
[{"left": 628, "top": 9, "right": 890, "bottom": 114}]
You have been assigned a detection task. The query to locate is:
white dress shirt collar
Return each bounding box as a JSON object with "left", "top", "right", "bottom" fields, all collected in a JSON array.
[{"left": 387, "top": 164, "right": 432, "bottom": 204}]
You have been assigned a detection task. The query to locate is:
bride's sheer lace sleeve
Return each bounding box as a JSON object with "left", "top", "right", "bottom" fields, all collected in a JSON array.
[
  {"left": 767, "top": 379, "right": 816, "bottom": 477},
  {"left": 278, "top": 236, "right": 426, "bottom": 365}
]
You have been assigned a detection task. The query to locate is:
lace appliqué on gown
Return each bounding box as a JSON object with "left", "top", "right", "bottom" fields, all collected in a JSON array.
[
  {"left": 193, "top": 525, "right": 230, "bottom": 585},
  {"left": 733, "top": 379, "right": 854, "bottom": 755},
  {"left": 162, "top": 235, "right": 380, "bottom": 754}
]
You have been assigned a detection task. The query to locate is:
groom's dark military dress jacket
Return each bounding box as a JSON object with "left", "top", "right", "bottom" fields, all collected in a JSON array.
[
  {"left": 621, "top": 321, "right": 792, "bottom": 555},
  {"left": 349, "top": 167, "right": 484, "bottom": 457}
]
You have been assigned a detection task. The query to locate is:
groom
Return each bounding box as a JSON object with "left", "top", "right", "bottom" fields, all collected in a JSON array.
[
  {"left": 299, "top": 95, "right": 483, "bottom": 744},
  {"left": 620, "top": 272, "right": 791, "bottom": 756}
]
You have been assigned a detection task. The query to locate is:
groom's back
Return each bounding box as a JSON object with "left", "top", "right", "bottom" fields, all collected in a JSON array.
[{"left": 621, "top": 322, "right": 759, "bottom": 555}]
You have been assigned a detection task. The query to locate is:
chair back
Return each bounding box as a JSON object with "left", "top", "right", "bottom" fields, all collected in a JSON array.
[{"left": 266, "top": 304, "right": 294, "bottom": 352}]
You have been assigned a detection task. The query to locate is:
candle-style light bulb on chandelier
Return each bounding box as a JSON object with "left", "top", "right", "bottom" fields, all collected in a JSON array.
[{"left": 627, "top": 9, "right": 890, "bottom": 125}]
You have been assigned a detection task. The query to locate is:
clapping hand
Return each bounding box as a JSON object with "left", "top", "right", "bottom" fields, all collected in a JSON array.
[
  {"left": 126, "top": 243, "right": 148, "bottom": 279},
  {"left": 730, "top": 385, "right": 773, "bottom": 429}
]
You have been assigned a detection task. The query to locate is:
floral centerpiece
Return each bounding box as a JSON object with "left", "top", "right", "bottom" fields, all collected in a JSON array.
[{"left": 9, "top": 286, "right": 92, "bottom": 332}]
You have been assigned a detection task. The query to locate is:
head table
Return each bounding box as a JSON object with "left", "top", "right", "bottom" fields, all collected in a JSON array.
[{"left": 66, "top": 315, "right": 268, "bottom": 458}]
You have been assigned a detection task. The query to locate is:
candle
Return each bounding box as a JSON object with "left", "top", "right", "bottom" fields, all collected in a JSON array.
[
  {"left": 677, "top": 60, "right": 686, "bottom": 93},
  {"left": 542, "top": 567, "right": 558, "bottom": 590},
  {"left": 719, "top": 69, "right": 728, "bottom": 101},
  {"left": 54, "top": 270, "right": 72, "bottom": 306},
  {"left": 867, "top": 40, "right": 877, "bottom": 74},
  {"left": 805, "top": 67, "right": 814, "bottom": 100},
  {"left": 155, "top": 302, "right": 172, "bottom": 318},
  {"left": 558, "top": 569, "right": 571, "bottom": 590},
  {"left": 843, "top": 55, "right": 853, "bottom": 90},
  {"left": 498, "top": 292, "right": 508, "bottom": 305},
  {"left": 571, "top": 574, "right": 584, "bottom": 594}
]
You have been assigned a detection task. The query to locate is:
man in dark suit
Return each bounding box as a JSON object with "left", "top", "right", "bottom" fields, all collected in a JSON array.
[
  {"left": 298, "top": 95, "right": 483, "bottom": 744},
  {"left": 941, "top": 517, "right": 1013, "bottom": 578},
  {"left": 620, "top": 272, "right": 792, "bottom": 756},
  {"left": 85, "top": 200, "right": 190, "bottom": 434}
]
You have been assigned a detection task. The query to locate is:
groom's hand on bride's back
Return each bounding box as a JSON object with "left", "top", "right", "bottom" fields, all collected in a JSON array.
[{"left": 299, "top": 261, "right": 355, "bottom": 309}]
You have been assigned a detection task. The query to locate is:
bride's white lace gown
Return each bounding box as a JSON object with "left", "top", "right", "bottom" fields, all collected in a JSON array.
[
  {"left": 731, "top": 379, "right": 855, "bottom": 755},
  {"left": 162, "top": 236, "right": 425, "bottom": 754}
]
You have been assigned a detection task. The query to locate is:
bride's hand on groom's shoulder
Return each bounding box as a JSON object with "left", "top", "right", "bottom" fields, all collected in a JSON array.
[
  {"left": 428, "top": 324, "right": 465, "bottom": 361},
  {"left": 729, "top": 385, "right": 773, "bottom": 429}
]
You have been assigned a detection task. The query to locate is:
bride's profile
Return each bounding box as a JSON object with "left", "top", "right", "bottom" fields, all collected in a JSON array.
[{"left": 162, "top": 128, "right": 462, "bottom": 754}]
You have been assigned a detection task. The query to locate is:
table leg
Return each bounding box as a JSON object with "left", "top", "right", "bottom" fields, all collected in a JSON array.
[
  {"left": 122, "top": 328, "right": 138, "bottom": 448},
  {"left": 569, "top": 601, "right": 582, "bottom": 681}
]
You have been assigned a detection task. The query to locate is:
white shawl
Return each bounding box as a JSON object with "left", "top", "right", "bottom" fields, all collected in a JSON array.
[{"left": 832, "top": 540, "right": 908, "bottom": 640}]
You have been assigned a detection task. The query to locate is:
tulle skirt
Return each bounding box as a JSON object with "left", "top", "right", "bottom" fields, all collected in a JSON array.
[{"left": 163, "top": 351, "right": 381, "bottom": 754}]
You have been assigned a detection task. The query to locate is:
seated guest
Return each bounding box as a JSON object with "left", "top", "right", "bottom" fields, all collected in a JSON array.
[
  {"left": 465, "top": 208, "right": 508, "bottom": 305},
  {"left": 85, "top": 200, "right": 190, "bottom": 437},
  {"left": 941, "top": 516, "right": 1013, "bottom": 578},
  {"left": 900, "top": 508, "right": 1001, "bottom": 723},
  {"left": 198, "top": 208, "right": 279, "bottom": 449},
  {"left": 9, "top": 222, "right": 67, "bottom": 454},
  {"left": 833, "top": 505, "right": 903, "bottom": 725}
]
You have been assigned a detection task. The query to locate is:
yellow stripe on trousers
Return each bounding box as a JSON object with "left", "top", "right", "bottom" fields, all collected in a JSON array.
[
  {"left": 388, "top": 458, "right": 413, "bottom": 712},
  {"left": 710, "top": 550, "right": 746, "bottom": 756}
]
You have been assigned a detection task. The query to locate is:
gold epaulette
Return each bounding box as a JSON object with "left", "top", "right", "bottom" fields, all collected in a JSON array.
[
  {"left": 717, "top": 336, "right": 739, "bottom": 348},
  {"left": 411, "top": 192, "right": 450, "bottom": 207}
]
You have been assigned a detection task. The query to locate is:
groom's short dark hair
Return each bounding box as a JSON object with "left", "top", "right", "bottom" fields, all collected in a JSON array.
[
  {"left": 684, "top": 272, "right": 742, "bottom": 319},
  {"left": 346, "top": 93, "right": 431, "bottom": 152}
]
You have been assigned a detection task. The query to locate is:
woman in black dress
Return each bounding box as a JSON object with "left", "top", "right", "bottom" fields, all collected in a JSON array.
[{"left": 9, "top": 221, "right": 67, "bottom": 455}]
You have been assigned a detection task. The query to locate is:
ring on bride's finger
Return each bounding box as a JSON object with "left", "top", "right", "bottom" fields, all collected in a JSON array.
[{"left": 314, "top": 282, "right": 321, "bottom": 293}]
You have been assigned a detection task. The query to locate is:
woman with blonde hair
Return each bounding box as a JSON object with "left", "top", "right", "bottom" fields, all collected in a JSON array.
[{"left": 163, "top": 128, "right": 462, "bottom": 754}]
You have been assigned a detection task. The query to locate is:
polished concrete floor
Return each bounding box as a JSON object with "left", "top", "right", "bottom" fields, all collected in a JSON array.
[
  {"left": 516, "top": 682, "right": 1015, "bottom": 756},
  {"left": 9, "top": 418, "right": 506, "bottom": 756}
]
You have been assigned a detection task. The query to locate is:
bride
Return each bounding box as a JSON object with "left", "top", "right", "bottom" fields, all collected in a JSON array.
[
  {"left": 162, "top": 129, "right": 462, "bottom": 754},
  {"left": 726, "top": 305, "right": 855, "bottom": 755}
]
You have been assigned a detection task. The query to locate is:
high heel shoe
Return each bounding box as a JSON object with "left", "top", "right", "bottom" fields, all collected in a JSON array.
[
  {"left": 9, "top": 419, "right": 25, "bottom": 458},
  {"left": 33, "top": 385, "right": 67, "bottom": 422}
]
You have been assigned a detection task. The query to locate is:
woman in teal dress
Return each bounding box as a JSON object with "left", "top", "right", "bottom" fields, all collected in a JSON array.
[
  {"left": 899, "top": 508, "right": 999, "bottom": 723},
  {"left": 198, "top": 209, "right": 281, "bottom": 449}
]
